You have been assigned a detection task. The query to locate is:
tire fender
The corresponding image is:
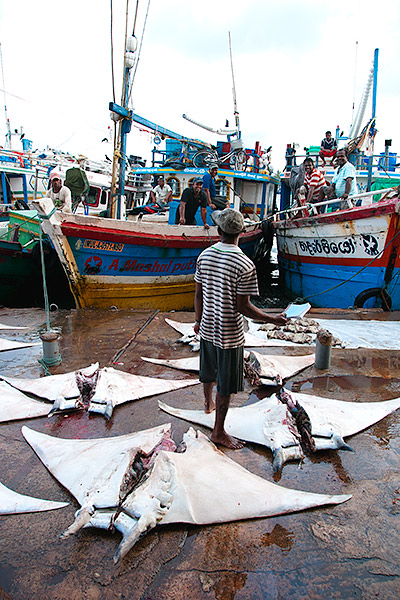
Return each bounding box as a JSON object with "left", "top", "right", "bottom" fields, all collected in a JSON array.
[{"left": 354, "top": 287, "right": 392, "bottom": 311}]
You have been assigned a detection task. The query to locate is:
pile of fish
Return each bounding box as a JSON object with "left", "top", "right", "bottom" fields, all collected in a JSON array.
[{"left": 258, "top": 318, "right": 344, "bottom": 346}]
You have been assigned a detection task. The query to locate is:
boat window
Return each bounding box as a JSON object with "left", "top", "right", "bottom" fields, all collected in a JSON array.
[
  {"left": 100, "top": 190, "right": 107, "bottom": 205},
  {"left": 86, "top": 186, "right": 100, "bottom": 206},
  {"left": 216, "top": 178, "right": 228, "bottom": 198},
  {"left": 167, "top": 177, "right": 180, "bottom": 197}
]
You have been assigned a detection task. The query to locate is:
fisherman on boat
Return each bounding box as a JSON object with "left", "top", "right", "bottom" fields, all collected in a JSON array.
[
  {"left": 46, "top": 171, "right": 72, "bottom": 213},
  {"left": 149, "top": 175, "right": 172, "bottom": 208},
  {"left": 298, "top": 158, "right": 327, "bottom": 209},
  {"left": 202, "top": 165, "right": 228, "bottom": 210},
  {"left": 319, "top": 130, "right": 337, "bottom": 167},
  {"left": 176, "top": 177, "right": 210, "bottom": 228},
  {"left": 321, "top": 149, "right": 357, "bottom": 211}
]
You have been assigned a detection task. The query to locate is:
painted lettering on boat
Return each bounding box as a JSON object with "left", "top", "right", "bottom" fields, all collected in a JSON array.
[
  {"left": 92, "top": 257, "right": 199, "bottom": 274},
  {"left": 84, "top": 256, "right": 102, "bottom": 274},
  {"left": 83, "top": 240, "right": 124, "bottom": 252},
  {"left": 298, "top": 234, "right": 379, "bottom": 257}
]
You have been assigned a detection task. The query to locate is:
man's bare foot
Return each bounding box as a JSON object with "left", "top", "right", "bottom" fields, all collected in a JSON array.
[
  {"left": 204, "top": 399, "right": 215, "bottom": 414},
  {"left": 210, "top": 431, "right": 245, "bottom": 449}
]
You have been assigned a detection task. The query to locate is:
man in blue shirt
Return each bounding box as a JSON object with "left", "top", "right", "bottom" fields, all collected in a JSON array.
[{"left": 322, "top": 150, "right": 357, "bottom": 211}]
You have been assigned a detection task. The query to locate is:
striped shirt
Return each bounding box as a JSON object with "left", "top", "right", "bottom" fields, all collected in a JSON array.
[
  {"left": 304, "top": 168, "right": 326, "bottom": 200},
  {"left": 195, "top": 242, "right": 259, "bottom": 348}
]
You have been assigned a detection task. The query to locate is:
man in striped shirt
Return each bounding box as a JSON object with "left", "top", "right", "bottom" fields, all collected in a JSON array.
[
  {"left": 194, "top": 208, "right": 287, "bottom": 449},
  {"left": 302, "top": 158, "right": 326, "bottom": 206}
]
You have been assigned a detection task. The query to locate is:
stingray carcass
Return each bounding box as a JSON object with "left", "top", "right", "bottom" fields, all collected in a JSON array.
[
  {"left": 159, "top": 393, "right": 400, "bottom": 472},
  {"left": 141, "top": 350, "right": 314, "bottom": 386},
  {"left": 0, "top": 481, "right": 68, "bottom": 515},
  {"left": 22, "top": 425, "right": 351, "bottom": 562},
  {"left": 22, "top": 423, "right": 174, "bottom": 536},
  {"left": 165, "top": 318, "right": 293, "bottom": 350},
  {"left": 1, "top": 364, "right": 199, "bottom": 419}
]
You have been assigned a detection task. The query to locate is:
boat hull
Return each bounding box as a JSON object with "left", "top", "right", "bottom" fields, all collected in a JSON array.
[
  {"left": 35, "top": 203, "right": 262, "bottom": 310},
  {"left": 274, "top": 199, "right": 400, "bottom": 309}
]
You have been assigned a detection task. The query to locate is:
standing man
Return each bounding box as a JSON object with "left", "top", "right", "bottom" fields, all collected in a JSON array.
[
  {"left": 202, "top": 165, "right": 228, "bottom": 210},
  {"left": 194, "top": 208, "right": 287, "bottom": 449},
  {"left": 319, "top": 131, "right": 337, "bottom": 167},
  {"left": 176, "top": 178, "right": 210, "bottom": 228},
  {"left": 46, "top": 171, "right": 72, "bottom": 213},
  {"left": 149, "top": 175, "right": 172, "bottom": 207}
]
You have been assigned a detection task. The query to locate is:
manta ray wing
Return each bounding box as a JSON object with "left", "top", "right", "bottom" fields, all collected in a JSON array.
[
  {"left": 0, "top": 481, "right": 68, "bottom": 515},
  {"left": 88, "top": 366, "right": 200, "bottom": 418},
  {"left": 0, "top": 381, "right": 51, "bottom": 422}
]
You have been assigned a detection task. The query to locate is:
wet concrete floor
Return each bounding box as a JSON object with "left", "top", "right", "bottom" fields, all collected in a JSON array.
[{"left": 0, "top": 306, "right": 400, "bottom": 600}]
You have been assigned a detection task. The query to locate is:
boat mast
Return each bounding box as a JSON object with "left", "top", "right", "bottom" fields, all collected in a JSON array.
[
  {"left": 109, "top": 0, "right": 137, "bottom": 219},
  {"left": 228, "top": 31, "right": 241, "bottom": 140},
  {"left": 0, "top": 43, "right": 12, "bottom": 149},
  {"left": 367, "top": 48, "right": 379, "bottom": 192}
]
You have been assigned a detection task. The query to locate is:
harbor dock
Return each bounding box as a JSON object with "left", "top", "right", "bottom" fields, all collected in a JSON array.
[{"left": 0, "top": 306, "right": 400, "bottom": 600}]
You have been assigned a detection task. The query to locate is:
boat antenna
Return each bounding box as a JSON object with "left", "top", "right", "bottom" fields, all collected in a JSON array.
[
  {"left": 128, "top": 0, "right": 151, "bottom": 106},
  {"left": 0, "top": 43, "right": 12, "bottom": 149},
  {"left": 228, "top": 31, "right": 241, "bottom": 139},
  {"left": 350, "top": 41, "right": 358, "bottom": 131}
]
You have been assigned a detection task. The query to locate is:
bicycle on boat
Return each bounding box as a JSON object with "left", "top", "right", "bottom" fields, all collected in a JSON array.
[{"left": 192, "top": 142, "right": 248, "bottom": 171}]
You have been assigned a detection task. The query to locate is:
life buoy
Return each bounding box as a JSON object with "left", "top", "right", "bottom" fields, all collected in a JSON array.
[
  {"left": 354, "top": 287, "right": 392, "bottom": 311},
  {"left": 154, "top": 135, "right": 161, "bottom": 145}
]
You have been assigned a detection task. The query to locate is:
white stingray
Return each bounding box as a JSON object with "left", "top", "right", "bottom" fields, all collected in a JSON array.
[
  {"left": 0, "top": 363, "right": 99, "bottom": 402},
  {"left": 0, "top": 323, "right": 28, "bottom": 330},
  {"left": 159, "top": 393, "right": 400, "bottom": 472},
  {"left": 165, "top": 318, "right": 296, "bottom": 349},
  {"left": 22, "top": 425, "right": 351, "bottom": 562},
  {"left": 0, "top": 338, "right": 40, "bottom": 352},
  {"left": 0, "top": 481, "right": 68, "bottom": 515},
  {"left": 141, "top": 351, "right": 315, "bottom": 385},
  {"left": 1, "top": 364, "right": 198, "bottom": 419},
  {"left": 87, "top": 366, "right": 200, "bottom": 418},
  {"left": 0, "top": 381, "right": 50, "bottom": 422},
  {"left": 22, "top": 423, "right": 172, "bottom": 535}
]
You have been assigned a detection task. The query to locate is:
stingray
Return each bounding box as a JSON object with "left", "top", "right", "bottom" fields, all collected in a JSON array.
[
  {"left": 0, "top": 381, "right": 51, "bottom": 422},
  {"left": 165, "top": 318, "right": 294, "bottom": 350},
  {"left": 159, "top": 393, "right": 400, "bottom": 472},
  {"left": 0, "top": 481, "right": 68, "bottom": 515},
  {"left": 22, "top": 425, "right": 351, "bottom": 563},
  {"left": 1, "top": 364, "right": 199, "bottom": 419},
  {"left": 0, "top": 338, "right": 40, "bottom": 352},
  {"left": 141, "top": 350, "right": 315, "bottom": 386}
]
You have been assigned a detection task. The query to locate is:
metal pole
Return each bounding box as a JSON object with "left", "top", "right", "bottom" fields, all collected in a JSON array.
[{"left": 367, "top": 48, "right": 379, "bottom": 192}]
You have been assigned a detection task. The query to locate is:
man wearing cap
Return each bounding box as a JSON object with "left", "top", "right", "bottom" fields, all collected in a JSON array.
[
  {"left": 202, "top": 165, "right": 228, "bottom": 210},
  {"left": 46, "top": 171, "right": 72, "bottom": 213},
  {"left": 194, "top": 208, "right": 287, "bottom": 449},
  {"left": 149, "top": 175, "right": 172, "bottom": 208},
  {"left": 176, "top": 178, "right": 210, "bottom": 228}
]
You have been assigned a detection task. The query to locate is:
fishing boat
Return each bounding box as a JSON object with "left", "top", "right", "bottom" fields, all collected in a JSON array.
[
  {"left": 30, "top": 24, "right": 278, "bottom": 311},
  {"left": 274, "top": 48, "right": 400, "bottom": 311}
]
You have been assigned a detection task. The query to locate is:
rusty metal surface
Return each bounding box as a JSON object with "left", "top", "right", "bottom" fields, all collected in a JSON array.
[{"left": 0, "top": 307, "right": 400, "bottom": 599}]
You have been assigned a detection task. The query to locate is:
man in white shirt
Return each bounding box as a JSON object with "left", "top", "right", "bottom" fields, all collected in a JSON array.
[
  {"left": 46, "top": 171, "right": 72, "bottom": 213},
  {"left": 149, "top": 176, "right": 172, "bottom": 207}
]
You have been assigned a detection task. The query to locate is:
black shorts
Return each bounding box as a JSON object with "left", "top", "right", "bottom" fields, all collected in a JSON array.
[{"left": 199, "top": 338, "right": 244, "bottom": 397}]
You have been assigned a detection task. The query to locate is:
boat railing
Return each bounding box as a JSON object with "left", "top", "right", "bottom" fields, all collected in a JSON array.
[
  {"left": 284, "top": 151, "right": 399, "bottom": 173},
  {"left": 272, "top": 186, "right": 399, "bottom": 222}
]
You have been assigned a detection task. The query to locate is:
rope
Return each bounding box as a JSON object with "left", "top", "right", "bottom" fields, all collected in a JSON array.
[{"left": 37, "top": 215, "right": 51, "bottom": 332}]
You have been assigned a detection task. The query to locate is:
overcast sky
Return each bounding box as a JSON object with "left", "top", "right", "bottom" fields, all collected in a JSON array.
[{"left": 0, "top": 0, "right": 399, "bottom": 171}]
